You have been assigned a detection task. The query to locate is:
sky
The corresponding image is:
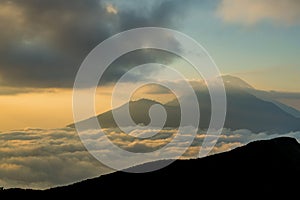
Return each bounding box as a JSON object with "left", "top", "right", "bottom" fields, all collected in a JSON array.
[
  {"left": 0, "top": 0, "right": 299, "bottom": 130},
  {"left": 1, "top": 0, "right": 300, "bottom": 190}
]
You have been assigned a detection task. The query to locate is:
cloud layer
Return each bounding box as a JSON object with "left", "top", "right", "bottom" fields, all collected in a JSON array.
[
  {"left": 0, "top": 128, "right": 109, "bottom": 189},
  {"left": 1, "top": 127, "right": 300, "bottom": 189},
  {"left": 0, "top": 0, "right": 186, "bottom": 88},
  {"left": 1, "top": 0, "right": 299, "bottom": 89},
  {"left": 217, "top": 0, "right": 300, "bottom": 25}
]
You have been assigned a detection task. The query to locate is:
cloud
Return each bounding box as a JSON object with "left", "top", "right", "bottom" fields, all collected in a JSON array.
[
  {"left": 1, "top": 126, "right": 300, "bottom": 189},
  {"left": 135, "top": 84, "right": 173, "bottom": 95},
  {"left": 0, "top": 87, "right": 57, "bottom": 95},
  {"left": 98, "top": 49, "right": 181, "bottom": 86},
  {"left": 0, "top": 0, "right": 187, "bottom": 88},
  {"left": 217, "top": 0, "right": 300, "bottom": 25},
  {"left": 106, "top": 4, "right": 118, "bottom": 14},
  {"left": 0, "top": 128, "right": 110, "bottom": 189}
]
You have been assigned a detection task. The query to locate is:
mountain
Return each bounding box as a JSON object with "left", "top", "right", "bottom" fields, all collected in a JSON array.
[
  {"left": 224, "top": 89, "right": 300, "bottom": 132},
  {"left": 69, "top": 76, "right": 300, "bottom": 133},
  {"left": 223, "top": 75, "right": 300, "bottom": 118},
  {"left": 4, "top": 137, "right": 300, "bottom": 195},
  {"left": 247, "top": 89, "right": 300, "bottom": 118},
  {"left": 272, "top": 100, "right": 300, "bottom": 118},
  {"left": 222, "top": 74, "right": 254, "bottom": 89},
  {"left": 70, "top": 98, "right": 181, "bottom": 130}
]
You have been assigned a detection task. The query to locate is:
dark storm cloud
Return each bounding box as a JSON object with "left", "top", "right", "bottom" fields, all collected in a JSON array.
[
  {"left": 0, "top": 0, "right": 189, "bottom": 88},
  {"left": 117, "top": 0, "right": 188, "bottom": 30},
  {"left": 99, "top": 49, "right": 180, "bottom": 84}
]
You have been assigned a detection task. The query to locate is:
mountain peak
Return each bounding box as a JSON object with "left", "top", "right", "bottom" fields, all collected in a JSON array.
[
  {"left": 130, "top": 98, "right": 162, "bottom": 105},
  {"left": 222, "top": 75, "right": 254, "bottom": 89}
]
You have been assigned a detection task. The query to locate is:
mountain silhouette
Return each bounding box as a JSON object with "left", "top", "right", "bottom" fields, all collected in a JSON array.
[
  {"left": 69, "top": 76, "right": 300, "bottom": 133},
  {"left": 3, "top": 137, "right": 300, "bottom": 195},
  {"left": 70, "top": 98, "right": 181, "bottom": 130},
  {"left": 223, "top": 75, "right": 300, "bottom": 118},
  {"left": 222, "top": 74, "right": 254, "bottom": 89}
]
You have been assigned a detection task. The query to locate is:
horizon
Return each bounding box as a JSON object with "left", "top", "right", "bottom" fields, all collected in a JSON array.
[{"left": 1, "top": 74, "right": 300, "bottom": 131}]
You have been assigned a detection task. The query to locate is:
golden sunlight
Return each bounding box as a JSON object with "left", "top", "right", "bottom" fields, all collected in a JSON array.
[{"left": 106, "top": 4, "right": 118, "bottom": 14}]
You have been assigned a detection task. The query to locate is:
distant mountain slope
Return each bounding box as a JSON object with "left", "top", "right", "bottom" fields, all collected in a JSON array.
[
  {"left": 224, "top": 89, "right": 300, "bottom": 132},
  {"left": 68, "top": 76, "right": 300, "bottom": 133},
  {"left": 223, "top": 75, "right": 300, "bottom": 118},
  {"left": 69, "top": 98, "right": 181, "bottom": 130},
  {"left": 272, "top": 100, "right": 300, "bottom": 118},
  {"left": 4, "top": 137, "right": 300, "bottom": 195},
  {"left": 247, "top": 89, "right": 300, "bottom": 118},
  {"left": 70, "top": 94, "right": 300, "bottom": 133}
]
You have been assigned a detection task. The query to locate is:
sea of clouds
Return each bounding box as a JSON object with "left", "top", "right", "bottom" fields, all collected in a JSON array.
[{"left": 0, "top": 127, "right": 299, "bottom": 189}]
